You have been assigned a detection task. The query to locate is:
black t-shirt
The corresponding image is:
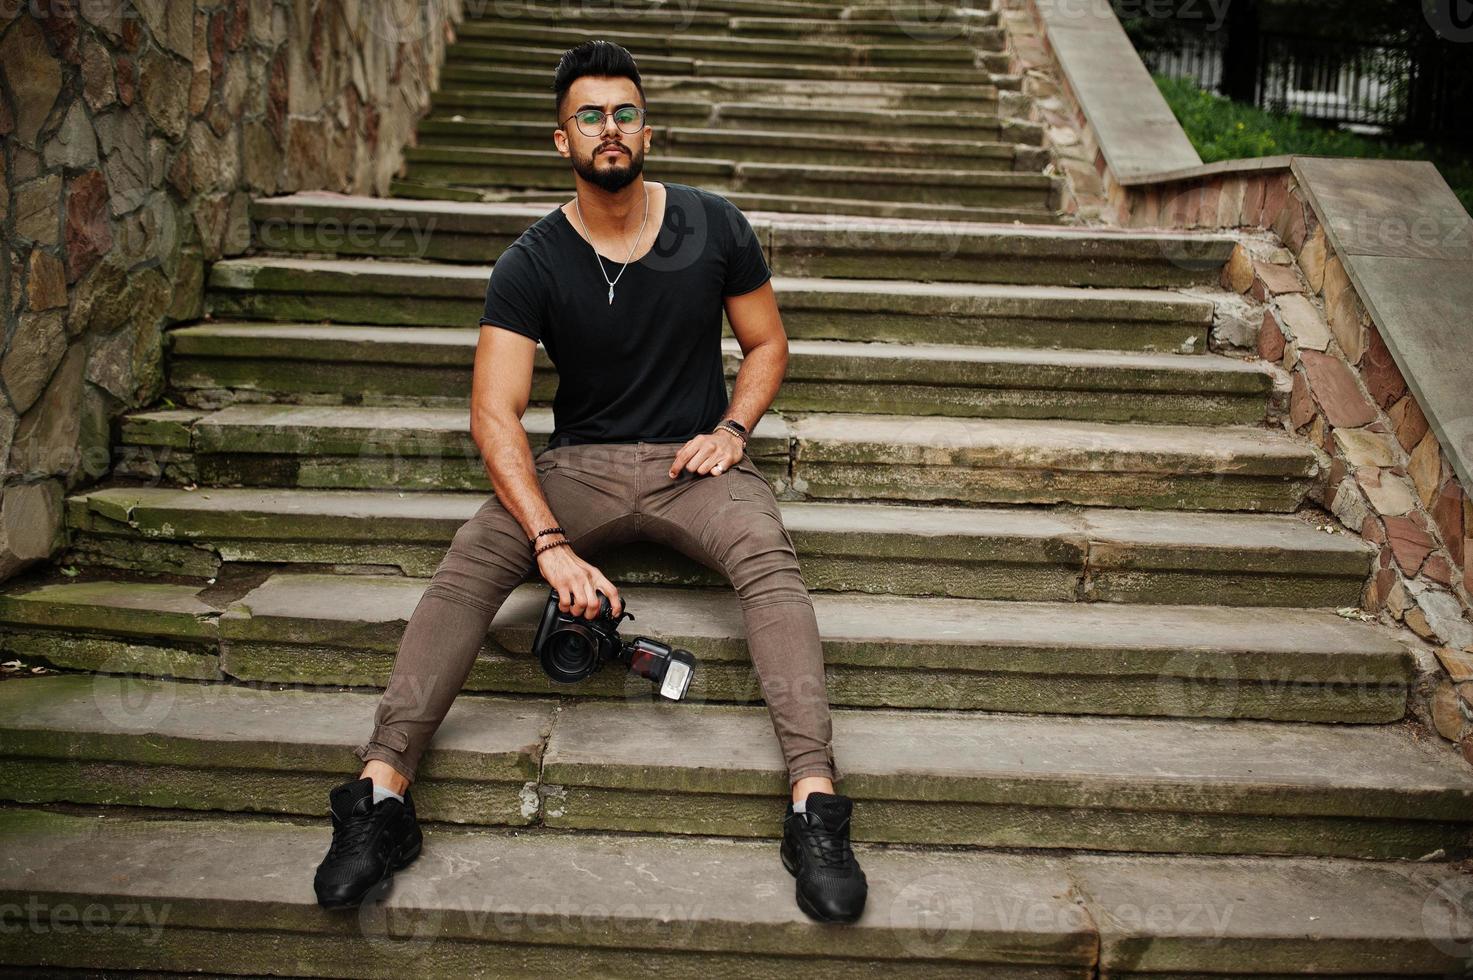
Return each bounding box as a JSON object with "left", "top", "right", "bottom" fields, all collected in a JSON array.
[{"left": 478, "top": 180, "right": 772, "bottom": 448}]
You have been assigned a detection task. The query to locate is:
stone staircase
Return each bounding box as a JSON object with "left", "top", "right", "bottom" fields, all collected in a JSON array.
[{"left": 2, "top": 0, "right": 1473, "bottom": 975}]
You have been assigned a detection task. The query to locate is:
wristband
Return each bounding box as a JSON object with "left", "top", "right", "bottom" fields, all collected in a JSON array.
[
  {"left": 713, "top": 419, "right": 748, "bottom": 446},
  {"left": 532, "top": 526, "right": 565, "bottom": 543},
  {"left": 534, "top": 538, "right": 569, "bottom": 557}
]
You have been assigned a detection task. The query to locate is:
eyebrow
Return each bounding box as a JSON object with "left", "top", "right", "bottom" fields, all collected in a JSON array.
[{"left": 573, "top": 101, "right": 639, "bottom": 112}]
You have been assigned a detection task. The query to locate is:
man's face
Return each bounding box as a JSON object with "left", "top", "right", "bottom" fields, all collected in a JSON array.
[{"left": 556, "top": 76, "right": 650, "bottom": 193}]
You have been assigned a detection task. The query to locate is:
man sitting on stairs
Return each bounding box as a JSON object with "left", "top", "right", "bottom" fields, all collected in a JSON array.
[{"left": 313, "top": 39, "right": 868, "bottom": 925}]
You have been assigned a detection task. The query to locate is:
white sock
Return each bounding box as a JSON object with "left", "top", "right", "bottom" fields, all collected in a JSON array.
[
  {"left": 792, "top": 798, "right": 807, "bottom": 813},
  {"left": 372, "top": 784, "right": 404, "bottom": 805}
]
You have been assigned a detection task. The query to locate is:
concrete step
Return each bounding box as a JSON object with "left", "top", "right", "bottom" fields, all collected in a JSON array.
[
  {"left": 166, "top": 323, "right": 1276, "bottom": 425},
  {"left": 390, "top": 178, "right": 1063, "bottom": 223},
  {"left": 247, "top": 193, "right": 1231, "bottom": 287},
  {"left": 415, "top": 119, "right": 1024, "bottom": 171},
  {"left": 3, "top": 806, "right": 1470, "bottom": 976},
  {"left": 12, "top": 803, "right": 1473, "bottom": 977},
  {"left": 110, "top": 403, "right": 1319, "bottom": 510},
  {"left": 207, "top": 257, "right": 1218, "bottom": 351},
  {"left": 426, "top": 95, "right": 1038, "bottom": 143},
  {"left": 0, "top": 574, "right": 1410, "bottom": 721},
  {"left": 442, "top": 47, "right": 1011, "bottom": 86},
  {"left": 452, "top": 21, "right": 1008, "bottom": 61},
  {"left": 0, "top": 675, "right": 1466, "bottom": 856},
  {"left": 424, "top": 67, "right": 1021, "bottom": 115},
  {"left": 399, "top": 147, "right": 1058, "bottom": 210},
  {"left": 64, "top": 485, "right": 1372, "bottom": 605},
  {"left": 457, "top": 5, "right": 1001, "bottom": 36}
]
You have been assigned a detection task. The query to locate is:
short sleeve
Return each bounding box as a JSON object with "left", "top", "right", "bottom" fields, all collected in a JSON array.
[
  {"left": 479, "top": 243, "right": 546, "bottom": 342},
  {"left": 720, "top": 199, "right": 771, "bottom": 298}
]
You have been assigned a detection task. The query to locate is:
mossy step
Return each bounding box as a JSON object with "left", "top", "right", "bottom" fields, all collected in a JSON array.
[
  {"left": 459, "top": 4, "right": 1002, "bottom": 35},
  {"left": 248, "top": 193, "right": 1224, "bottom": 286},
  {"left": 0, "top": 808, "right": 1095, "bottom": 978},
  {"left": 0, "top": 675, "right": 1467, "bottom": 857},
  {"left": 389, "top": 179, "right": 1060, "bottom": 223},
  {"left": 168, "top": 323, "right": 1275, "bottom": 424},
  {"left": 0, "top": 574, "right": 1410, "bottom": 721},
  {"left": 726, "top": 12, "right": 1001, "bottom": 37},
  {"left": 451, "top": 21, "right": 1007, "bottom": 59},
  {"left": 401, "top": 147, "right": 1057, "bottom": 209},
  {"left": 425, "top": 67, "right": 1017, "bottom": 112},
  {"left": 538, "top": 700, "right": 1473, "bottom": 857},
  {"left": 0, "top": 579, "right": 223, "bottom": 680},
  {"left": 442, "top": 47, "right": 1008, "bottom": 85},
  {"left": 0, "top": 674, "right": 549, "bottom": 824},
  {"left": 464, "top": 3, "right": 998, "bottom": 30},
  {"left": 111, "top": 403, "right": 1317, "bottom": 510},
  {"left": 5, "top": 807, "right": 1471, "bottom": 976},
  {"left": 64, "top": 485, "right": 1373, "bottom": 605},
  {"left": 426, "top": 95, "right": 1033, "bottom": 142},
  {"left": 208, "top": 256, "right": 1215, "bottom": 349},
  {"left": 784, "top": 411, "right": 1319, "bottom": 511},
  {"left": 415, "top": 120, "right": 1021, "bottom": 171}
]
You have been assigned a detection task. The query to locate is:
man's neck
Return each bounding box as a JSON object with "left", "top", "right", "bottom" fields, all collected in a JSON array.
[{"left": 570, "top": 178, "right": 655, "bottom": 235}]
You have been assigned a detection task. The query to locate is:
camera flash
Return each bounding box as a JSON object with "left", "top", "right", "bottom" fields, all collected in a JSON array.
[{"left": 659, "top": 658, "right": 693, "bottom": 701}]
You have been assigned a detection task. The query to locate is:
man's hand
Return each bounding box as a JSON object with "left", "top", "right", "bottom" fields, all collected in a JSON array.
[
  {"left": 670, "top": 428, "right": 744, "bottom": 478},
  {"left": 536, "top": 542, "right": 623, "bottom": 619}
]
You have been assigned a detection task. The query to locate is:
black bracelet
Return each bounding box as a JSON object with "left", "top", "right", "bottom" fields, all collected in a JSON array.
[
  {"left": 534, "top": 538, "right": 569, "bottom": 557},
  {"left": 532, "top": 526, "right": 565, "bottom": 542}
]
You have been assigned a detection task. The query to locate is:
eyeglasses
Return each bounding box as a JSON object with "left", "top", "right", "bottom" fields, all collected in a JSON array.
[{"left": 562, "top": 105, "right": 648, "bottom": 138}]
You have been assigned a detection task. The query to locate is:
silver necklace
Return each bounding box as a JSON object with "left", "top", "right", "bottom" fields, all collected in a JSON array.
[{"left": 573, "top": 183, "right": 650, "bottom": 305}]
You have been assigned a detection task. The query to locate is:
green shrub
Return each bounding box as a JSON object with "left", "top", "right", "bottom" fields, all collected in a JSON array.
[{"left": 1153, "top": 75, "right": 1473, "bottom": 214}]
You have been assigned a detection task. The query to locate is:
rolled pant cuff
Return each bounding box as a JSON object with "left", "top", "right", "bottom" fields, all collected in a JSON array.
[{"left": 353, "top": 725, "right": 417, "bottom": 784}]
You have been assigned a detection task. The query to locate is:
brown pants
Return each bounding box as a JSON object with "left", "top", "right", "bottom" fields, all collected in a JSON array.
[{"left": 354, "top": 439, "right": 839, "bottom": 787}]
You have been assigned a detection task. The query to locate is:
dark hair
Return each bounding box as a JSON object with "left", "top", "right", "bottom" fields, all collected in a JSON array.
[{"left": 553, "top": 40, "right": 646, "bottom": 124}]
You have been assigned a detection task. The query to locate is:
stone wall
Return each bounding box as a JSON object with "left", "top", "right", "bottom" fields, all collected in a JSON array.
[{"left": 0, "top": 0, "right": 462, "bottom": 581}]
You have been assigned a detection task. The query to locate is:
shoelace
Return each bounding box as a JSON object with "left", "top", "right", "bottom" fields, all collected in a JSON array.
[
  {"left": 327, "top": 806, "right": 382, "bottom": 859},
  {"left": 801, "top": 813, "right": 856, "bottom": 871}
]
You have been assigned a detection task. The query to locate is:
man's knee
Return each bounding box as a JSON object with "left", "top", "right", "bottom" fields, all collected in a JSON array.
[
  {"left": 718, "top": 507, "right": 808, "bottom": 603},
  {"left": 427, "top": 509, "right": 534, "bottom": 605}
]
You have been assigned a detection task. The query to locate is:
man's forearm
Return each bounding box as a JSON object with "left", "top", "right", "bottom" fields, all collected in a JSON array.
[
  {"left": 722, "top": 339, "right": 787, "bottom": 432},
  {"left": 471, "top": 412, "right": 560, "bottom": 541}
]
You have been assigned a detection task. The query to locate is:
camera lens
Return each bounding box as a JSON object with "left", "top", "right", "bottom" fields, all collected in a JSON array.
[{"left": 541, "top": 625, "right": 597, "bottom": 682}]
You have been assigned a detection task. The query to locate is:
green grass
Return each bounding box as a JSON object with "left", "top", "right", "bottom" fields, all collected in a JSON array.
[{"left": 1153, "top": 75, "right": 1473, "bottom": 214}]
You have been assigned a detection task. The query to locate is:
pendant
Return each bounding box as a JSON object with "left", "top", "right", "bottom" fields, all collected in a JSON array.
[{"left": 608, "top": 284, "right": 614, "bottom": 305}]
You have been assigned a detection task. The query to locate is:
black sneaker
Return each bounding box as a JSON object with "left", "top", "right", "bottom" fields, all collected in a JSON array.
[
  {"left": 314, "top": 776, "right": 423, "bottom": 909},
  {"left": 781, "top": 791, "right": 868, "bottom": 923}
]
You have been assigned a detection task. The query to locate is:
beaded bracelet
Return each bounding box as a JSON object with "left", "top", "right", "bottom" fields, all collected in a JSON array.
[
  {"left": 712, "top": 420, "right": 747, "bottom": 446},
  {"left": 533, "top": 538, "right": 569, "bottom": 557},
  {"left": 532, "top": 526, "right": 565, "bottom": 543}
]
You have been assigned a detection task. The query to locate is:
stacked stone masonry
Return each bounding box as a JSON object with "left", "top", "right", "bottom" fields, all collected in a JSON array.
[{"left": 0, "top": 1, "right": 463, "bottom": 580}]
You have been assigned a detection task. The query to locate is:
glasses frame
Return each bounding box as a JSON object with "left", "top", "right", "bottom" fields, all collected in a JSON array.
[{"left": 561, "top": 104, "right": 649, "bottom": 138}]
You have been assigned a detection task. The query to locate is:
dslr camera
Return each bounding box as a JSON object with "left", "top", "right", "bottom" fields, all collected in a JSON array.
[{"left": 531, "top": 586, "right": 696, "bottom": 701}]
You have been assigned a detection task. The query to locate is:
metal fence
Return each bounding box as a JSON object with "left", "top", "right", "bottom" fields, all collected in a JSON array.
[{"left": 1129, "top": 23, "right": 1463, "bottom": 141}]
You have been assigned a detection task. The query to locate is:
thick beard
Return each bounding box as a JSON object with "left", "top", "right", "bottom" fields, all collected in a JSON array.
[{"left": 571, "top": 144, "right": 645, "bottom": 193}]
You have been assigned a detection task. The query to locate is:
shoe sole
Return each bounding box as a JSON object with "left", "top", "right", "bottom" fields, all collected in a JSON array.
[
  {"left": 782, "top": 840, "right": 864, "bottom": 924},
  {"left": 316, "top": 837, "right": 423, "bottom": 910}
]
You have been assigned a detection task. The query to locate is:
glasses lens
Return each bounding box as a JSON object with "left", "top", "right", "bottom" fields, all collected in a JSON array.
[
  {"left": 614, "top": 106, "right": 643, "bottom": 133},
  {"left": 575, "top": 110, "right": 605, "bottom": 136}
]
